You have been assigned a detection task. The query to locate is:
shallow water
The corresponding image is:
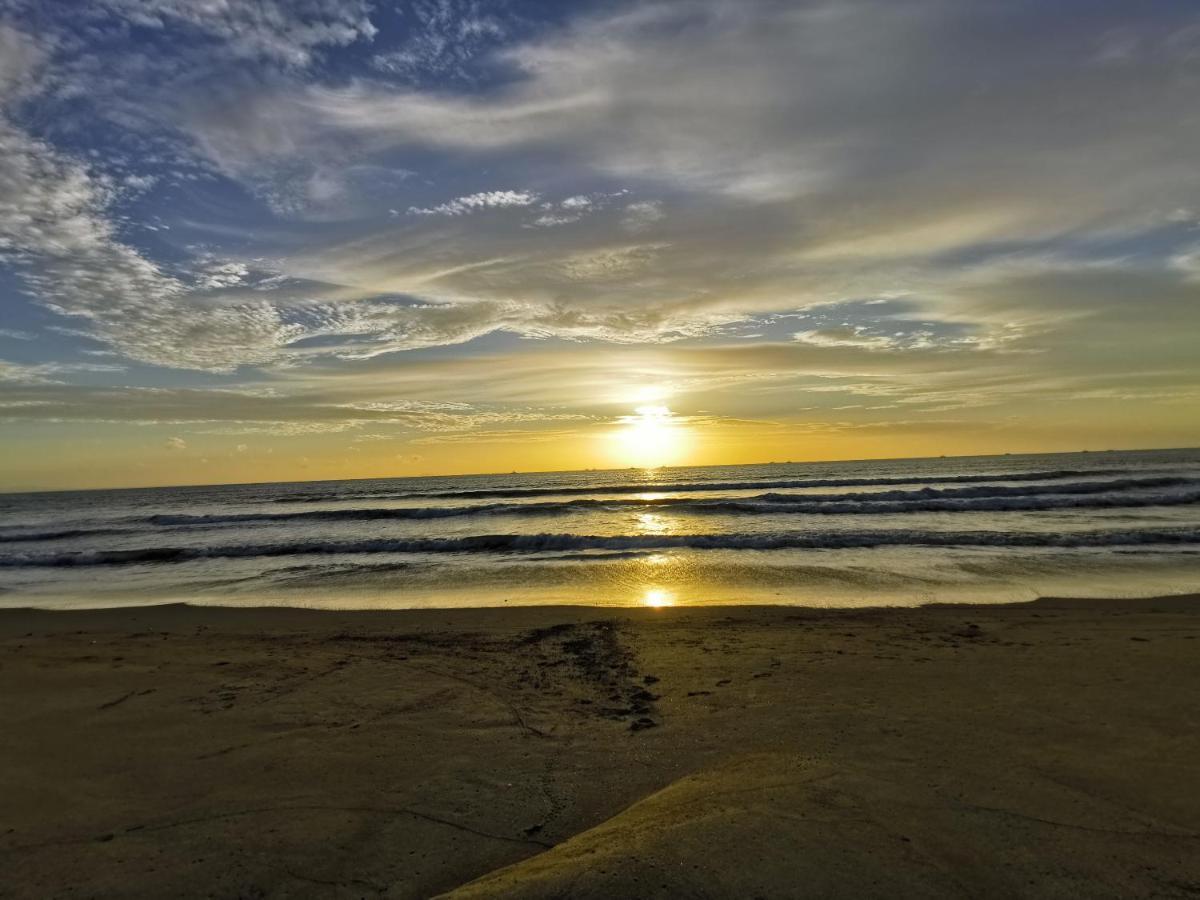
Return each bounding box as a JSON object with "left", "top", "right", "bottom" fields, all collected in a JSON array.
[{"left": 1, "top": 449, "right": 1198, "bottom": 609}]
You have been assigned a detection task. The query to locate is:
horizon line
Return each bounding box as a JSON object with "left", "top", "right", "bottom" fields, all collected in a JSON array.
[{"left": 3, "top": 444, "right": 1197, "bottom": 498}]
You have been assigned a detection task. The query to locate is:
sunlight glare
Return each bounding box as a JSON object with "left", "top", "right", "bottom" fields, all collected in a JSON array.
[
  {"left": 642, "top": 587, "right": 675, "bottom": 608},
  {"left": 612, "top": 403, "right": 689, "bottom": 468}
]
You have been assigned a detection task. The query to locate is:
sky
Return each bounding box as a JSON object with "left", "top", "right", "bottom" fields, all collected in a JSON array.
[{"left": 1, "top": 0, "right": 1199, "bottom": 490}]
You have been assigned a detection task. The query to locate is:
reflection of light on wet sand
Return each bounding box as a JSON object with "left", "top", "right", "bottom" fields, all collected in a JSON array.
[{"left": 642, "top": 588, "right": 674, "bottom": 608}]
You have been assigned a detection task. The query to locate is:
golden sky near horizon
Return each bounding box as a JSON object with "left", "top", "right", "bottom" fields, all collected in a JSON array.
[{"left": 7, "top": 340, "right": 1198, "bottom": 490}]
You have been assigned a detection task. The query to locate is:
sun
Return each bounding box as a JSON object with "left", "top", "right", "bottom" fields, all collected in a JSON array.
[
  {"left": 641, "top": 588, "right": 675, "bottom": 608},
  {"left": 612, "top": 404, "right": 689, "bottom": 468}
]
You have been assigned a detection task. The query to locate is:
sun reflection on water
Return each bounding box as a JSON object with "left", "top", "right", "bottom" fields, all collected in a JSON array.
[{"left": 635, "top": 512, "right": 673, "bottom": 534}]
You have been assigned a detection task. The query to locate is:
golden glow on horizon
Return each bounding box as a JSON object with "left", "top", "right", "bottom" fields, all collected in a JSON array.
[
  {"left": 611, "top": 403, "right": 690, "bottom": 468},
  {"left": 9, "top": 378, "right": 1197, "bottom": 492}
]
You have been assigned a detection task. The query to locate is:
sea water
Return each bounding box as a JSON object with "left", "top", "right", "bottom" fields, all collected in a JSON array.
[{"left": 1, "top": 448, "right": 1198, "bottom": 609}]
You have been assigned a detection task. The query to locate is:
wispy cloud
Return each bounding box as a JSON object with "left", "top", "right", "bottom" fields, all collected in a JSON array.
[
  {"left": 86, "top": 0, "right": 376, "bottom": 66},
  {"left": 408, "top": 189, "right": 540, "bottom": 216},
  {"left": 372, "top": 0, "right": 508, "bottom": 82},
  {"left": 528, "top": 190, "right": 630, "bottom": 227}
]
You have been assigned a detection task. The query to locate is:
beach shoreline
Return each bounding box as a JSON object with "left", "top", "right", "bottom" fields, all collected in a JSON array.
[{"left": 3, "top": 594, "right": 1199, "bottom": 897}]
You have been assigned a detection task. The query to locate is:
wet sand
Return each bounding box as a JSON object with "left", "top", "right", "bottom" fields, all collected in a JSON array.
[{"left": 2, "top": 595, "right": 1199, "bottom": 898}]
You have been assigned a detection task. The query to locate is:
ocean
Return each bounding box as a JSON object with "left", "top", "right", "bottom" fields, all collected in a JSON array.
[{"left": 1, "top": 448, "right": 1198, "bottom": 610}]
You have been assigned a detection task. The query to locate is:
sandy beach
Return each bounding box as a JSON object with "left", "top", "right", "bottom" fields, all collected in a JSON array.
[{"left": 2, "top": 595, "right": 1199, "bottom": 898}]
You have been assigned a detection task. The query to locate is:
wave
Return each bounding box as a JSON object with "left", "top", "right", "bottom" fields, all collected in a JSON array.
[
  {"left": 267, "top": 468, "right": 1132, "bottom": 503},
  {"left": 5, "top": 526, "right": 1199, "bottom": 567},
  {"left": 144, "top": 477, "right": 1195, "bottom": 526},
  {"left": 0, "top": 526, "right": 135, "bottom": 544},
  {"left": 752, "top": 476, "right": 1187, "bottom": 503},
  {"left": 702, "top": 490, "right": 1200, "bottom": 516}
]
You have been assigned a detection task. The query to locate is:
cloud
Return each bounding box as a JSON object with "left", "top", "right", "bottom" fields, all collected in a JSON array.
[
  {"left": 371, "top": 0, "right": 508, "bottom": 82},
  {"left": 531, "top": 213, "right": 581, "bottom": 228},
  {"left": 0, "top": 373, "right": 599, "bottom": 438},
  {"left": 0, "top": 360, "right": 52, "bottom": 384},
  {"left": 794, "top": 326, "right": 904, "bottom": 350},
  {"left": 620, "top": 201, "right": 665, "bottom": 232},
  {"left": 0, "top": 357, "right": 126, "bottom": 384},
  {"left": 408, "top": 190, "right": 540, "bottom": 216},
  {"left": 560, "top": 244, "right": 666, "bottom": 280},
  {"left": 176, "top": 0, "right": 1200, "bottom": 245},
  {"left": 336, "top": 400, "right": 591, "bottom": 433},
  {"left": 250, "top": 162, "right": 417, "bottom": 219},
  {"left": 527, "top": 190, "right": 631, "bottom": 227},
  {"left": 194, "top": 260, "right": 251, "bottom": 290},
  {"left": 0, "top": 20, "right": 48, "bottom": 97},
  {"left": 1171, "top": 244, "right": 1200, "bottom": 280},
  {"left": 2, "top": 25, "right": 720, "bottom": 371},
  {"left": 89, "top": 0, "right": 377, "bottom": 66},
  {"left": 409, "top": 427, "right": 585, "bottom": 446},
  {"left": 0, "top": 72, "right": 307, "bottom": 370}
]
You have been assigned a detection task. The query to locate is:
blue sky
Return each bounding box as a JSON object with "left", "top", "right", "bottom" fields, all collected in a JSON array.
[{"left": 1, "top": 0, "right": 1199, "bottom": 488}]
